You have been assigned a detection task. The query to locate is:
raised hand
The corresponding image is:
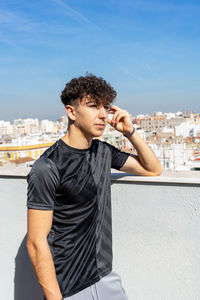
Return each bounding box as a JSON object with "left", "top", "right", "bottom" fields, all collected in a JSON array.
[{"left": 107, "top": 105, "right": 133, "bottom": 136}]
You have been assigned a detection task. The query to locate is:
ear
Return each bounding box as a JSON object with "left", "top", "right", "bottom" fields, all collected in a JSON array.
[{"left": 65, "top": 105, "right": 76, "bottom": 121}]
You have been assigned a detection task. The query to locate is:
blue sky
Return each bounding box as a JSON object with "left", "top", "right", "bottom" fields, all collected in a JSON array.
[{"left": 0, "top": 0, "right": 200, "bottom": 121}]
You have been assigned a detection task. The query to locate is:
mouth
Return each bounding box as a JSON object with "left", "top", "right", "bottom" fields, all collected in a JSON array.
[{"left": 95, "top": 124, "right": 105, "bottom": 129}]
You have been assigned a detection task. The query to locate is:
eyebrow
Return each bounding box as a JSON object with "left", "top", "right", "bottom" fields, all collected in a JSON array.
[
  {"left": 85, "top": 100, "right": 97, "bottom": 104},
  {"left": 85, "top": 100, "right": 110, "bottom": 108}
]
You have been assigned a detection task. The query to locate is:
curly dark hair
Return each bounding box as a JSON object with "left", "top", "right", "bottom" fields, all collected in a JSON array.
[{"left": 60, "top": 74, "right": 116, "bottom": 106}]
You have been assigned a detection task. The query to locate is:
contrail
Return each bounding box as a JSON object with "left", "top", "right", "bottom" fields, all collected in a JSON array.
[{"left": 53, "top": 0, "right": 101, "bottom": 31}]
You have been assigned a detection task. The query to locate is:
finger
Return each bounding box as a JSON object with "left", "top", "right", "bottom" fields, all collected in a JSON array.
[
  {"left": 112, "top": 110, "right": 127, "bottom": 124},
  {"left": 115, "top": 112, "right": 128, "bottom": 124},
  {"left": 107, "top": 118, "right": 116, "bottom": 128},
  {"left": 111, "top": 111, "right": 123, "bottom": 125},
  {"left": 109, "top": 105, "right": 121, "bottom": 112},
  {"left": 115, "top": 114, "right": 129, "bottom": 125},
  {"left": 112, "top": 110, "right": 124, "bottom": 122},
  {"left": 107, "top": 118, "right": 112, "bottom": 125}
]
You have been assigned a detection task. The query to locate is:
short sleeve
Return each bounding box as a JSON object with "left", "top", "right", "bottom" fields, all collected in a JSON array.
[
  {"left": 105, "top": 142, "right": 130, "bottom": 170},
  {"left": 27, "top": 156, "right": 60, "bottom": 210}
]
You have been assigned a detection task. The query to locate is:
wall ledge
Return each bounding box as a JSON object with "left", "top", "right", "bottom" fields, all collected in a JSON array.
[
  {"left": 0, "top": 166, "right": 200, "bottom": 185},
  {"left": 111, "top": 170, "right": 200, "bottom": 186}
]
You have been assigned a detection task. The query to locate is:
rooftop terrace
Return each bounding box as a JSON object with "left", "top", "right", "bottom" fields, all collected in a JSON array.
[{"left": 1, "top": 168, "right": 200, "bottom": 300}]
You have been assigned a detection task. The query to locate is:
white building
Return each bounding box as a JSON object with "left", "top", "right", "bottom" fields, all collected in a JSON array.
[
  {"left": 0, "top": 121, "right": 13, "bottom": 135},
  {"left": 175, "top": 121, "right": 200, "bottom": 138},
  {"left": 40, "top": 120, "right": 54, "bottom": 134},
  {"left": 152, "top": 143, "right": 193, "bottom": 170}
]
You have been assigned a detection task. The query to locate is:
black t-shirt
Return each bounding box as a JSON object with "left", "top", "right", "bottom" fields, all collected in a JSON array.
[{"left": 27, "top": 139, "right": 129, "bottom": 297}]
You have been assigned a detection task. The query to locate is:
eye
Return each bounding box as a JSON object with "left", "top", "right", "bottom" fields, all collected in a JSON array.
[
  {"left": 104, "top": 106, "right": 110, "bottom": 111},
  {"left": 87, "top": 103, "right": 97, "bottom": 108}
]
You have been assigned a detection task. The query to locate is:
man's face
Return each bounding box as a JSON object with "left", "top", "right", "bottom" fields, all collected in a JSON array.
[{"left": 73, "top": 97, "right": 110, "bottom": 138}]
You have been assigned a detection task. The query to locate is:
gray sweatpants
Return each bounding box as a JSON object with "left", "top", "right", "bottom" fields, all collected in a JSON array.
[{"left": 64, "top": 271, "right": 128, "bottom": 300}]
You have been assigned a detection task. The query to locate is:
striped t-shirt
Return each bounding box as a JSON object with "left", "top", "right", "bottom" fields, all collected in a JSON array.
[{"left": 27, "top": 138, "right": 129, "bottom": 298}]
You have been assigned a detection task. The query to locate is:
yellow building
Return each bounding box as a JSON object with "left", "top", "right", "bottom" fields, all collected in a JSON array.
[{"left": 0, "top": 142, "right": 54, "bottom": 162}]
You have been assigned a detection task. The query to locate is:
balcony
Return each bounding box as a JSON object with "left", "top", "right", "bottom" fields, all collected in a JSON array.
[{"left": 1, "top": 169, "right": 200, "bottom": 300}]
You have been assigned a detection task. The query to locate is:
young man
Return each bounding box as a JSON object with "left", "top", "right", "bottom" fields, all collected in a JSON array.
[{"left": 27, "top": 74, "right": 162, "bottom": 300}]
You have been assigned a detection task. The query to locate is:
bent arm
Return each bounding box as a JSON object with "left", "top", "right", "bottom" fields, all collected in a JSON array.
[
  {"left": 27, "top": 209, "right": 62, "bottom": 300},
  {"left": 108, "top": 105, "right": 163, "bottom": 176},
  {"left": 120, "top": 130, "right": 163, "bottom": 176}
]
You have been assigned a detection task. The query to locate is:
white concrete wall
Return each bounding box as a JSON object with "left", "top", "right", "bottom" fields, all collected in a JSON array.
[
  {"left": 0, "top": 175, "right": 200, "bottom": 300},
  {"left": 0, "top": 178, "right": 43, "bottom": 300},
  {"left": 112, "top": 180, "right": 200, "bottom": 300}
]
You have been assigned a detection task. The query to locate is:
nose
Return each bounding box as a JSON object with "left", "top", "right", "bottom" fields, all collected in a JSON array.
[{"left": 98, "top": 106, "right": 108, "bottom": 119}]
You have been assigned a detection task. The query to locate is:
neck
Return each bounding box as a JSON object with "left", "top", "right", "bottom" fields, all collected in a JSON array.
[{"left": 62, "top": 126, "right": 93, "bottom": 149}]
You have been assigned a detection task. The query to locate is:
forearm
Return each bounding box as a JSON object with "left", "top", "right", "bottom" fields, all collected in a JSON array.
[
  {"left": 127, "top": 130, "right": 162, "bottom": 174},
  {"left": 27, "top": 239, "right": 62, "bottom": 300},
  {"left": 108, "top": 105, "right": 162, "bottom": 175}
]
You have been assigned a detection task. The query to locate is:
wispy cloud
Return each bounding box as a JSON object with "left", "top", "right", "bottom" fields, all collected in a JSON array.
[
  {"left": 0, "top": 35, "right": 23, "bottom": 48},
  {"left": 143, "top": 61, "right": 171, "bottom": 86},
  {"left": 143, "top": 62, "right": 162, "bottom": 79},
  {"left": 52, "top": 0, "right": 101, "bottom": 31},
  {"left": 0, "top": 6, "right": 75, "bottom": 49},
  {"left": 0, "top": 8, "right": 37, "bottom": 32},
  {"left": 119, "top": 64, "right": 146, "bottom": 83},
  {"left": 118, "top": 62, "right": 172, "bottom": 88},
  {"left": 0, "top": 8, "right": 40, "bottom": 50}
]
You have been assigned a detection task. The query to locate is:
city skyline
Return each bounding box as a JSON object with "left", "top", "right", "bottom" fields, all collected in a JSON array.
[
  {"left": 1, "top": 106, "right": 200, "bottom": 172},
  {"left": 1, "top": 109, "right": 200, "bottom": 123},
  {"left": 0, "top": 0, "right": 200, "bottom": 120},
  {"left": 1, "top": 109, "right": 200, "bottom": 124}
]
